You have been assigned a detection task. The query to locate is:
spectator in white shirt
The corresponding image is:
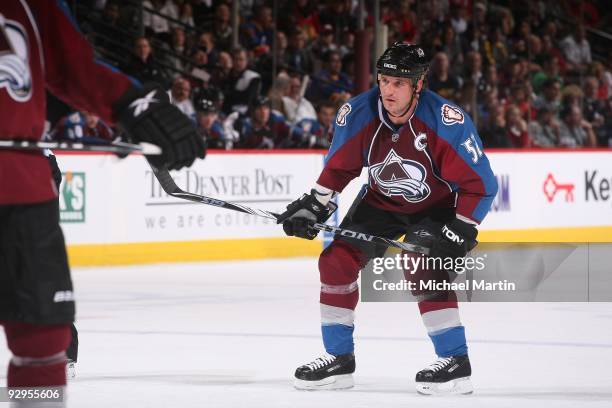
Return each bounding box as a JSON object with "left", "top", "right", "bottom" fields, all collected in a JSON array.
[
  {"left": 170, "top": 77, "right": 195, "bottom": 120},
  {"left": 560, "top": 25, "right": 591, "bottom": 72}
]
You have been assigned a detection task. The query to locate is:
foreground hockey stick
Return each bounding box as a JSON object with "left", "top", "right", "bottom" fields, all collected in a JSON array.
[
  {"left": 0, "top": 139, "right": 162, "bottom": 155},
  {"left": 149, "top": 164, "right": 430, "bottom": 255}
]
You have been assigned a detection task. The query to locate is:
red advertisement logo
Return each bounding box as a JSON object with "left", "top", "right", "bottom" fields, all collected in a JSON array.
[{"left": 543, "top": 173, "right": 575, "bottom": 203}]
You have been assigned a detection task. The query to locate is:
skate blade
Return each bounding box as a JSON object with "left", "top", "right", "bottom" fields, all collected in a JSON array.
[
  {"left": 294, "top": 374, "right": 354, "bottom": 390},
  {"left": 416, "top": 376, "right": 473, "bottom": 395}
]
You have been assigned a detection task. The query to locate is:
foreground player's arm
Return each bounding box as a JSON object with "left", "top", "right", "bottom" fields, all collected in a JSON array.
[
  {"left": 33, "top": 0, "right": 205, "bottom": 169},
  {"left": 278, "top": 100, "right": 369, "bottom": 239},
  {"left": 430, "top": 114, "right": 498, "bottom": 258}
]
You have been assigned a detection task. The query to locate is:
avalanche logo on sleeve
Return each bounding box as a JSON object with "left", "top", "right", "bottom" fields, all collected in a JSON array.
[
  {"left": 336, "top": 103, "right": 351, "bottom": 126},
  {"left": 369, "top": 149, "right": 431, "bottom": 203},
  {"left": 0, "top": 14, "right": 32, "bottom": 102},
  {"left": 441, "top": 104, "right": 464, "bottom": 125}
]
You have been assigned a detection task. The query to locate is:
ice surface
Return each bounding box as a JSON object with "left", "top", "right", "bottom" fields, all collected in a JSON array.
[{"left": 1, "top": 258, "right": 611, "bottom": 407}]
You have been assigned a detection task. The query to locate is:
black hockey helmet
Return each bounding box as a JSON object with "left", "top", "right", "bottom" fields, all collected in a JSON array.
[
  {"left": 253, "top": 96, "right": 271, "bottom": 108},
  {"left": 376, "top": 42, "right": 430, "bottom": 80},
  {"left": 194, "top": 87, "right": 222, "bottom": 113}
]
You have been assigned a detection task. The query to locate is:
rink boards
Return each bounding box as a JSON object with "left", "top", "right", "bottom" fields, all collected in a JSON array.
[{"left": 54, "top": 149, "right": 612, "bottom": 266}]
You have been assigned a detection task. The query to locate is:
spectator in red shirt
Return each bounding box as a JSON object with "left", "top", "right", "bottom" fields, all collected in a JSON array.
[{"left": 505, "top": 104, "right": 531, "bottom": 147}]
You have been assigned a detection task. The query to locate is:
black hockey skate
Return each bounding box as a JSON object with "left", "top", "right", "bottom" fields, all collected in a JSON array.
[
  {"left": 415, "top": 355, "right": 473, "bottom": 395},
  {"left": 294, "top": 353, "right": 355, "bottom": 390}
]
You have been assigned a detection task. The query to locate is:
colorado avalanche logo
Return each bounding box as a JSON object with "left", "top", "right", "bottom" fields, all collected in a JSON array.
[
  {"left": 369, "top": 149, "right": 431, "bottom": 203},
  {"left": 0, "top": 14, "right": 32, "bottom": 102},
  {"left": 441, "top": 104, "right": 464, "bottom": 125}
]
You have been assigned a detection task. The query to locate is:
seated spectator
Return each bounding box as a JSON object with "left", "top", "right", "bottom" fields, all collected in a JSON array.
[
  {"left": 282, "top": 73, "right": 317, "bottom": 124},
  {"left": 450, "top": 5, "right": 468, "bottom": 36},
  {"left": 212, "top": 3, "right": 233, "bottom": 51},
  {"left": 178, "top": 2, "right": 195, "bottom": 30},
  {"left": 254, "top": 31, "right": 290, "bottom": 95},
  {"left": 193, "top": 88, "right": 227, "bottom": 149},
  {"left": 166, "top": 27, "right": 189, "bottom": 76},
  {"left": 483, "top": 27, "right": 509, "bottom": 69},
  {"left": 440, "top": 24, "right": 464, "bottom": 69},
  {"left": 285, "top": 29, "right": 315, "bottom": 75},
  {"left": 582, "top": 76, "right": 607, "bottom": 144},
  {"left": 560, "top": 25, "right": 592, "bottom": 73},
  {"left": 189, "top": 47, "right": 212, "bottom": 88},
  {"left": 240, "top": 5, "right": 274, "bottom": 50},
  {"left": 225, "top": 97, "right": 299, "bottom": 149},
  {"left": 428, "top": 52, "right": 462, "bottom": 102},
  {"left": 295, "top": 101, "right": 336, "bottom": 149},
  {"left": 480, "top": 104, "right": 511, "bottom": 148},
  {"left": 526, "top": 34, "right": 544, "bottom": 73},
  {"left": 558, "top": 105, "right": 597, "bottom": 147},
  {"left": 533, "top": 78, "right": 562, "bottom": 118},
  {"left": 210, "top": 51, "right": 233, "bottom": 86},
  {"left": 477, "top": 88, "right": 501, "bottom": 131},
  {"left": 589, "top": 61, "right": 612, "bottom": 99},
  {"left": 532, "top": 55, "right": 563, "bottom": 94},
  {"left": 122, "top": 37, "right": 169, "bottom": 86},
  {"left": 463, "top": 51, "right": 484, "bottom": 89},
  {"left": 311, "top": 25, "right": 338, "bottom": 64},
  {"left": 505, "top": 104, "right": 531, "bottom": 147},
  {"left": 143, "top": 0, "right": 173, "bottom": 44},
  {"left": 318, "top": 0, "right": 356, "bottom": 41},
  {"left": 480, "top": 64, "right": 500, "bottom": 98},
  {"left": 283, "top": 0, "right": 321, "bottom": 40},
  {"left": 338, "top": 30, "right": 355, "bottom": 59},
  {"left": 51, "top": 111, "right": 114, "bottom": 143},
  {"left": 458, "top": 80, "right": 477, "bottom": 117},
  {"left": 505, "top": 83, "right": 531, "bottom": 120},
  {"left": 93, "top": 2, "right": 125, "bottom": 53},
  {"left": 560, "top": 84, "right": 584, "bottom": 111},
  {"left": 170, "top": 77, "right": 195, "bottom": 119},
  {"left": 222, "top": 48, "right": 262, "bottom": 115},
  {"left": 528, "top": 106, "right": 560, "bottom": 147},
  {"left": 307, "top": 50, "right": 353, "bottom": 104},
  {"left": 196, "top": 32, "right": 219, "bottom": 67}
]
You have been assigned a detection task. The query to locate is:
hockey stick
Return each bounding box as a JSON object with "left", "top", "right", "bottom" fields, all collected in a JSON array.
[
  {"left": 0, "top": 139, "right": 162, "bottom": 155},
  {"left": 148, "top": 163, "right": 430, "bottom": 255}
]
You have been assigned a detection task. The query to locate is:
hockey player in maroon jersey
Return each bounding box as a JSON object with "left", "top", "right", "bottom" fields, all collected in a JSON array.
[
  {"left": 277, "top": 42, "right": 498, "bottom": 394},
  {"left": 0, "top": 0, "right": 205, "bottom": 396}
]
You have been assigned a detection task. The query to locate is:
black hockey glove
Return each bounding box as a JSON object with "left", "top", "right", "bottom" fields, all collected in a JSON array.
[
  {"left": 113, "top": 84, "right": 206, "bottom": 170},
  {"left": 277, "top": 190, "right": 338, "bottom": 240},
  {"left": 429, "top": 218, "right": 478, "bottom": 259}
]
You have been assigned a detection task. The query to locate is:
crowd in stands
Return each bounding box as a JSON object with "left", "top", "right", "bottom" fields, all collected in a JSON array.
[{"left": 58, "top": 0, "right": 612, "bottom": 150}]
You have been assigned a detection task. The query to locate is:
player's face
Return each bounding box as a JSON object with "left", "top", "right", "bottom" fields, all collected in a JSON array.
[{"left": 378, "top": 74, "right": 415, "bottom": 116}]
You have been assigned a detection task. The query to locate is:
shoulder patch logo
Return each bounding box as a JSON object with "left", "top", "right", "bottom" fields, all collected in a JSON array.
[
  {"left": 441, "top": 104, "right": 464, "bottom": 125},
  {"left": 0, "top": 14, "right": 32, "bottom": 102},
  {"left": 336, "top": 103, "right": 351, "bottom": 126}
]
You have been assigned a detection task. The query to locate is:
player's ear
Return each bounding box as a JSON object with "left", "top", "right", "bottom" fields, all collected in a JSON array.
[{"left": 415, "top": 78, "right": 425, "bottom": 93}]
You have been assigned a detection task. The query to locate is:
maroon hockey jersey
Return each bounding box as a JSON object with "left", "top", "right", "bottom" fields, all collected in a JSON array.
[{"left": 0, "top": 0, "right": 133, "bottom": 204}]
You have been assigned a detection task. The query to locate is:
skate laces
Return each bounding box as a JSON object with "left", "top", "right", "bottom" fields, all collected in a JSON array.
[
  {"left": 426, "top": 357, "right": 454, "bottom": 372},
  {"left": 305, "top": 353, "right": 337, "bottom": 371}
]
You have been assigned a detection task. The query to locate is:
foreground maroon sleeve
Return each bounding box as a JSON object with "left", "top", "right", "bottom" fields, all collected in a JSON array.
[{"left": 32, "top": 0, "right": 135, "bottom": 124}]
